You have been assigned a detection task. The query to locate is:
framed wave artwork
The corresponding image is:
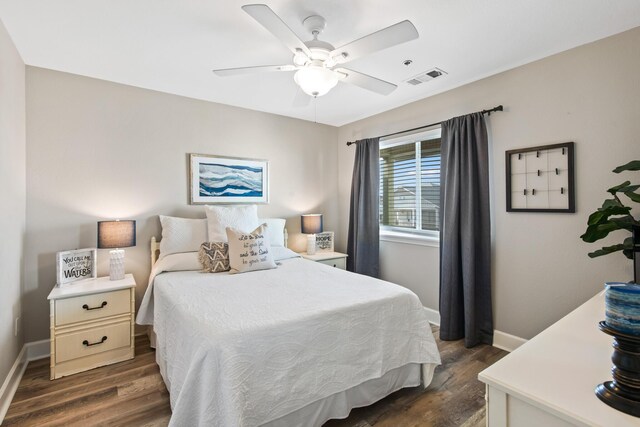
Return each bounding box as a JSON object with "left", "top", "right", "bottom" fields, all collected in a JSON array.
[{"left": 189, "top": 154, "right": 269, "bottom": 204}]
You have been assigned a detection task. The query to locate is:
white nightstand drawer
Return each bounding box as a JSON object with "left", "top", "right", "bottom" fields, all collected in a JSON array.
[
  {"left": 55, "top": 289, "right": 130, "bottom": 326},
  {"left": 317, "top": 257, "right": 346, "bottom": 269},
  {"left": 55, "top": 320, "right": 131, "bottom": 364},
  {"left": 300, "top": 251, "right": 348, "bottom": 270}
]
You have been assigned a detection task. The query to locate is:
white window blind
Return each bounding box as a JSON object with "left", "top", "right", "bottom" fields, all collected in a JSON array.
[{"left": 379, "top": 129, "right": 442, "bottom": 235}]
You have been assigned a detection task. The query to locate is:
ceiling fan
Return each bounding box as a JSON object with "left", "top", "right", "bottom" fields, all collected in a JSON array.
[{"left": 213, "top": 4, "right": 419, "bottom": 98}]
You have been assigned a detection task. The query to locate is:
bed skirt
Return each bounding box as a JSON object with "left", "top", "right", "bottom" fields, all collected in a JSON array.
[
  {"left": 150, "top": 327, "right": 436, "bottom": 426},
  {"left": 263, "top": 362, "right": 437, "bottom": 427}
]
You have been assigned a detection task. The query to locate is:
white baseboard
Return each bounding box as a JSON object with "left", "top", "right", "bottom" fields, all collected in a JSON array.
[
  {"left": 424, "top": 306, "right": 527, "bottom": 352},
  {"left": 25, "top": 339, "right": 50, "bottom": 361},
  {"left": 492, "top": 330, "right": 528, "bottom": 353},
  {"left": 0, "top": 346, "right": 28, "bottom": 424},
  {"left": 0, "top": 339, "right": 49, "bottom": 424},
  {"left": 423, "top": 307, "right": 441, "bottom": 326}
]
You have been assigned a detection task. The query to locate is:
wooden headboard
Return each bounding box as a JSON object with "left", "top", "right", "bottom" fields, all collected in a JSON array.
[
  {"left": 150, "top": 228, "right": 289, "bottom": 266},
  {"left": 150, "top": 236, "right": 161, "bottom": 266}
]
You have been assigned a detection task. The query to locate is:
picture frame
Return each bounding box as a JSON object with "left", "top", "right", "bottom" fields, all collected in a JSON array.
[
  {"left": 56, "top": 248, "right": 97, "bottom": 286},
  {"left": 189, "top": 153, "right": 269, "bottom": 205},
  {"left": 505, "top": 142, "right": 575, "bottom": 213},
  {"left": 315, "top": 231, "right": 335, "bottom": 252}
]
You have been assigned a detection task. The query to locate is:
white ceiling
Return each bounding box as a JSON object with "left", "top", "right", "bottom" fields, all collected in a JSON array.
[{"left": 1, "top": 0, "right": 639, "bottom": 126}]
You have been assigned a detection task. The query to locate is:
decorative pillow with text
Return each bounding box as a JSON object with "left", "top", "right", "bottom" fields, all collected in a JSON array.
[
  {"left": 198, "top": 242, "right": 230, "bottom": 273},
  {"left": 226, "top": 223, "right": 277, "bottom": 274}
]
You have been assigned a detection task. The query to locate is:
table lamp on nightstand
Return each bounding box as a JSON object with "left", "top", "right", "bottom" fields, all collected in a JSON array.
[
  {"left": 301, "top": 214, "right": 322, "bottom": 255},
  {"left": 97, "top": 220, "right": 136, "bottom": 281}
]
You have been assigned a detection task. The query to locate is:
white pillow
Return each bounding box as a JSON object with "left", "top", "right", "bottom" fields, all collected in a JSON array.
[
  {"left": 205, "top": 205, "right": 260, "bottom": 242},
  {"left": 226, "top": 223, "right": 276, "bottom": 273},
  {"left": 271, "top": 246, "right": 300, "bottom": 261},
  {"left": 259, "top": 218, "right": 286, "bottom": 247},
  {"left": 153, "top": 252, "right": 202, "bottom": 273},
  {"left": 159, "top": 216, "right": 208, "bottom": 259}
]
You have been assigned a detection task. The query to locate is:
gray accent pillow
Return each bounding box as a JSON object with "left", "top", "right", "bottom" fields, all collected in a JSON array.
[{"left": 198, "top": 242, "right": 230, "bottom": 273}]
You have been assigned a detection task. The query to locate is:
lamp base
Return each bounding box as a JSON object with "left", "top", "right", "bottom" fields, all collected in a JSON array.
[
  {"left": 109, "top": 249, "right": 125, "bottom": 281},
  {"left": 306, "top": 234, "right": 317, "bottom": 255}
]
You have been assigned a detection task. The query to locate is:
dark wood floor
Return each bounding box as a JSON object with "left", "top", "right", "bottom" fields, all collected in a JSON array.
[{"left": 4, "top": 327, "right": 506, "bottom": 426}]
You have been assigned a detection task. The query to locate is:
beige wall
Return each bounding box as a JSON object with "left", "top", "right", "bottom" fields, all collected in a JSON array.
[
  {"left": 337, "top": 27, "right": 640, "bottom": 339},
  {"left": 24, "top": 68, "right": 338, "bottom": 342},
  {"left": 0, "top": 19, "right": 25, "bottom": 382},
  {"left": 18, "top": 26, "right": 640, "bottom": 344}
]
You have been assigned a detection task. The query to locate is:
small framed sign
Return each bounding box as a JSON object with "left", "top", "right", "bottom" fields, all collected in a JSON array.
[
  {"left": 315, "top": 232, "right": 335, "bottom": 252},
  {"left": 56, "top": 248, "right": 97, "bottom": 286}
]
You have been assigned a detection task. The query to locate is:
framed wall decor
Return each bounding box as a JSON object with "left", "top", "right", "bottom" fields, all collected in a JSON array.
[
  {"left": 189, "top": 154, "right": 269, "bottom": 204},
  {"left": 506, "top": 142, "right": 575, "bottom": 213},
  {"left": 315, "top": 231, "right": 335, "bottom": 252},
  {"left": 56, "top": 248, "right": 97, "bottom": 286}
]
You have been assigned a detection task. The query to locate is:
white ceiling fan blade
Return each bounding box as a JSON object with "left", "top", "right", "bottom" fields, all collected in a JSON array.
[
  {"left": 213, "top": 65, "right": 295, "bottom": 76},
  {"left": 242, "top": 4, "right": 312, "bottom": 57},
  {"left": 331, "top": 20, "right": 418, "bottom": 64},
  {"left": 334, "top": 68, "right": 397, "bottom": 95}
]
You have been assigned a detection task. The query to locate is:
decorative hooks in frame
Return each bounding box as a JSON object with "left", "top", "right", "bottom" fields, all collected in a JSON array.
[{"left": 505, "top": 142, "right": 575, "bottom": 213}]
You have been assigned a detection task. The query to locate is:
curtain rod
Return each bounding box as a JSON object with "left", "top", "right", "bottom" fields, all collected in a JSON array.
[{"left": 345, "top": 105, "right": 504, "bottom": 146}]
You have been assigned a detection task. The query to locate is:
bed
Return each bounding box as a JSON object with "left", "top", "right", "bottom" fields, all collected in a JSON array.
[{"left": 137, "top": 227, "right": 441, "bottom": 426}]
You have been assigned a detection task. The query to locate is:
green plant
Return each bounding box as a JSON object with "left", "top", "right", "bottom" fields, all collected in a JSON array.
[{"left": 581, "top": 160, "right": 640, "bottom": 259}]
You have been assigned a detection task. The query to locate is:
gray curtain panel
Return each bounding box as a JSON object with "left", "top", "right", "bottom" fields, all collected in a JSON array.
[
  {"left": 347, "top": 137, "right": 380, "bottom": 277},
  {"left": 439, "top": 113, "right": 493, "bottom": 348}
]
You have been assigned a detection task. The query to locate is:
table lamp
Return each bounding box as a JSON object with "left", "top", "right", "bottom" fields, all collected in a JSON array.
[
  {"left": 97, "top": 220, "right": 136, "bottom": 281},
  {"left": 301, "top": 214, "right": 323, "bottom": 255}
]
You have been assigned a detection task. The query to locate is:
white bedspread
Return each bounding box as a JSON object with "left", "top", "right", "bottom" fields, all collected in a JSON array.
[{"left": 141, "top": 258, "right": 440, "bottom": 426}]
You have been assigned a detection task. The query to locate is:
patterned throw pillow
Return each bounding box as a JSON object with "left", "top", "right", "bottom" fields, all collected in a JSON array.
[
  {"left": 198, "top": 242, "right": 230, "bottom": 273},
  {"left": 226, "top": 223, "right": 277, "bottom": 274}
]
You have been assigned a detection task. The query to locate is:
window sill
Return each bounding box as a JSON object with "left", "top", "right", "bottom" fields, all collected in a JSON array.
[{"left": 379, "top": 230, "right": 439, "bottom": 248}]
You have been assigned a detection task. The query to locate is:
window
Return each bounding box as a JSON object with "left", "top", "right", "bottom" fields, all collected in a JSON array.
[{"left": 379, "top": 128, "right": 441, "bottom": 238}]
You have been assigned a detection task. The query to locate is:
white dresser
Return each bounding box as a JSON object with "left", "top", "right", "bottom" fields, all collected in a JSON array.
[
  {"left": 48, "top": 274, "right": 136, "bottom": 379},
  {"left": 479, "top": 291, "right": 638, "bottom": 426}
]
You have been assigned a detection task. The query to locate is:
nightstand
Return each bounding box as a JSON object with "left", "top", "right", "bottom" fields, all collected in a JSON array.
[
  {"left": 48, "top": 274, "right": 136, "bottom": 379},
  {"left": 300, "top": 251, "right": 348, "bottom": 270}
]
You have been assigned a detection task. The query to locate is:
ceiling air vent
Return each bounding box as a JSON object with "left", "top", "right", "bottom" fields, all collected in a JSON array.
[{"left": 404, "top": 68, "right": 447, "bottom": 86}]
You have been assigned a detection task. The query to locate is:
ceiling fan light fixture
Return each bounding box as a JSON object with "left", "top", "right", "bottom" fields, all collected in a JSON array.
[{"left": 294, "top": 66, "right": 339, "bottom": 97}]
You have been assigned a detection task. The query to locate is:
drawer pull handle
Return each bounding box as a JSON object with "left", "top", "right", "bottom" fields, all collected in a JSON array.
[
  {"left": 83, "top": 336, "right": 108, "bottom": 347},
  {"left": 82, "top": 301, "right": 108, "bottom": 311}
]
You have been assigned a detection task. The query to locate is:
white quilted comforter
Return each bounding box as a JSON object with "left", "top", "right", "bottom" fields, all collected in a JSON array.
[{"left": 141, "top": 258, "right": 440, "bottom": 426}]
